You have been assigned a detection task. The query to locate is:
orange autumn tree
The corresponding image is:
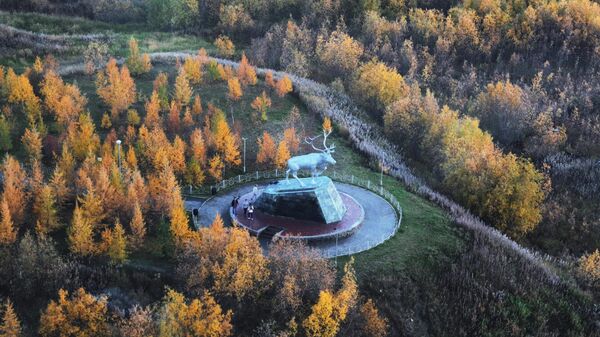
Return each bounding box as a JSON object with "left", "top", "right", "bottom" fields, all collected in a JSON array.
[
  {"left": 21, "top": 128, "right": 43, "bottom": 164},
  {"left": 96, "top": 58, "right": 136, "bottom": 120},
  {"left": 39, "top": 288, "right": 109, "bottom": 337},
  {"left": 0, "top": 299, "right": 21, "bottom": 337},
  {"left": 40, "top": 70, "right": 87, "bottom": 128},
  {"left": 66, "top": 113, "right": 101, "bottom": 161},
  {"left": 283, "top": 127, "right": 300, "bottom": 154},
  {"left": 192, "top": 94, "right": 203, "bottom": 116},
  {"left": 174, "top": 69, "right": 193, "bottom": 106},
  {"left": 208, "top": 155, "right": 224, "bottom": 181},
  {"left": 0, "top": 197, "right": 16, "bottom": 245},
  {"left": 265, "top": 71, "right": 275, "bottom": 88},
  {"left": 213, "top": 114, "right": 240, "bottom": 167},
  {"left": 251, "top": 91, "right": 271, "bottom": 122},
  {"left": 129, "top": 202, "right": 146, "bottom": 249},
  {"left": 190, "top": 128, "right": 207, "bottom": 164},
  {"left": 227, "top": 77, "right": 243, "bottom": 101},
  {"left": 275, "top": 140, "right": 291, "bottom": 169},
  {"left": 2, "top": 156, "right": 28, "bottom": 226},
  {"left": 183, "top": 56, "right": 203, "bottom": 84},
  {"left": 144, "top": 90, "right": 162, "bottom": 129},
  {"left": 5, "top": 69, "right": 43, "bottom": 130},
  {"left": 158, "top": 289, "right": 233, "bottom": 337},
  {"left": 276, "top": 75, "right": 293, "bottom": 97},
  {"left": 237, "top": 53, "right": 257, "bottom": 86},
  {"left": 256, "top": 131, "right": 277, "bottom": 167}
]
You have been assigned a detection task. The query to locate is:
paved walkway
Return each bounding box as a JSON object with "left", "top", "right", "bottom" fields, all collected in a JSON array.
[{"left": 196, "top": 182, "right": 399, "bottom": 258}]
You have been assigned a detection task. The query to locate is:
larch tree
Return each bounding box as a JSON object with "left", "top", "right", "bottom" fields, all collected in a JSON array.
[
  {"left": 213, "top": 228, "right": 271, "bottom": 303},
  {"left": 214, "top": 35, "right": 235, "bottom": 58},
  {"left": 190, "top": 128, "right": 207, "bottom": 164},
  {"left": 276, "top": 75, "right": 293, "bottom": 97},
  {"left": 21, "top": 128, "right": 42, "bottom": 164},
  {"left": 39, "top": 288, "right": 109, "bottom": 337},
  {"left": 213, "top": 117, "right": 240, "bottom": 167},
  {"left": 183, "top": 56, "right": 203, "bottom": 84},
  {"left": 174, "top": 69, "right": 193, "bottom": 106},
  {"left": 283, "top": 127, "right": 300, "bottom": 154},
  {"left": 0, "top": 197, "right": 16, "bottom": 245},
  {"left": 251, "top": 91, "right": 271, "bottom": 122},
  {"left": 256, "top": 131, "right": 277, "bottom": 167},
  {"left": 2, "top": 156, "right": 28, "bottom": 225},
  {"left": 96, "top": 58, "right": 137, "bottom": 120},
  {"left": 184, "top": 159, "right": 205, "bottom": 187},
  {"left": 303, "top": 291, "right": 339, "bottom": 337},
  {"left": 40, "top": 70, "right": 87, "bottom": 128},
  {"left": 192, "top": 94, "right": 202, "bottom": 116},
  {"left": 145, "top": 90, "right": 162, "bottom": 129},
  {"left": 237, "top": 53, "right": 257, "bottom": 86},
  {"left": 167, "top": 101, "right": 181, "bottom": 135},
  {"left": 0, "top": 299, "right": 21, "bottom": 337},
  {"left": 275, "top": 140, "right": 291, "bottom": 169},
  {"left": 66, "top": 113, "right": 100, "bottom": 161},
  {"left": 182, "top": 107, "right": 194, "bottom": 131},
  {"left": 170, "top": 191, "right": 191, "bottom": 245},
  {"left": 208, "top": 155, "right": 224, "bottom": 181},
  {"left": 158, "top": 289, "right": 233, "bottom": 337},
  {"left": 126, "top": 37, "right": 152, "bottom": 76},
  {"left": 265, "top": 71, "right": 276, "bottom": 89},
  {"left": 33, "top": 185, "right": 59, "bottom": 235},
  {"left": 100, "top": 112, "right": 112, "bottom": 129},
  {"left": 68, "top": 203, "right": 95, "bottom": 257},
  {"left": 153, "top": 72, "right": 170, "bottom": 110},
  {"left": 358, "top": 299, "right": 388, "bottom": 337},
  {"left": 129, "top": 202, "right": 146, "bottom": 249},
  {"left": 126, "top": 146, "right": 138, "bottom": 170},
  {"left": 227, "top": 77, "right": 243, "bottom": 101},
  {"left": 106, "top": 221, "right": 128, "bottom": 264}
]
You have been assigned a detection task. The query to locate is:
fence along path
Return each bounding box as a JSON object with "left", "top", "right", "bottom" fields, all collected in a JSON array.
[{"left": 58, "top": 51, "right": 559, "bottom": 282}]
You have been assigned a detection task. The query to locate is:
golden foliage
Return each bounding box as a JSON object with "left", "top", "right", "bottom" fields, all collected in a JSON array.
[
  {"left": 129, "top": 202, "right": 146, "bottom": 249},
  {"left": 237, "top": 53, "right": 257, "bottom": 86},
  {"left": 0, "top": 300, "right": 21, "bottom": 337},
  {"left": 21, "top": 128, "right": 42, "bottom": 164},
  {"left": 96, "top": 58, "right": 136, "bottom": 119},
  {"left": 126, "top": 37, "right": 152, "bottom": 75},
  {"left": 265, "top": 71, "right": 276, "bottom": 89},
  {"left": 145, "top": 90, "right": 162, "bottom": 130},
  {"left": 39, "top": 288, "right": 109, "bottom": 337},
  {"left": 303, "top": 291, "right": 339, "bottom": 337},
  {"left": 283, "top": 127, "right": 300, "bottom": 154},
  {"left": 41, "top": 70, "right": 87, "bottom": 128},
  {"left": 183, "top": 56, "right": 203, "bottom": 85},
  {"left": 275, "top": 141, "right": 291, "bottom": 169},
  {"left": 33, "top": 185, "right": 59, "bottom": 234},
  {"left": 214, "top": 35, "right": 235, "bottom": 58},
  {"left": 227, "top": 77, "right": 243, "bottom": 101},
  {"left": 208, "top": 155, "right": 224, "bottom": 181},
  {"left": 256, "top": 131, "right": 277, "bottom": 167},
  {"left": 0, "top": 197, "right": 16, "bottom": 245},
  {"left": 251, "top": 91, "right": 271, "bottom": 122},
  {"left": 174, "top": 69, "right": 193, "bottom": 106},
  {"left": 68, "top": 203, "right": 95, "bottom": 256},
  {"left": 1, "top": 156, "right": 28, "bottom": 225},
  {"left": 213, "top": 116, "right": 240, "bottom": 166},
  {"left": 190, "top": 129, "right": 207, "bottom": 164},
  {"left": 352, "top": 60, "right": 407, "bottom": 113},
  {"left": 359, "top": 299, "right": 388, "bottom": 337},
  {"left": 276, "top": 75, "right": 293, "bottom": 97},
  {"left": 192, "top": 94, "right": 203, "bottom": 116},
  {"left": 579, "top": 249, "right": 600, "bottom": 281},
  {"left": 66, "top": 113, "right": 100, "bottom": 161},
  {"left": 158, "top": 289, "right": 232, "bottom": 337}
]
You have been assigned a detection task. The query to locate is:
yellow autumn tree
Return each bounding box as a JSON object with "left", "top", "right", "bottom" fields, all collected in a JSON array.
[
  {"left": 174, "top": 69, "right": 193, "bottom": 106},
  {"left": 101, "top": 112, "right": 112, "bottom": 129},
  {"left": 213, "top": 227, "right": 270, "bottom": 302},
  {"left": 0, "top": 299, "right": 21, "bottom": 337},
  {"left": 1, "top": 156, "right": 28, "bottom": 226},
  {"left": 303, "top": 291, "right": 339, "bottom": 337},
  {"left": 170, "top": 191, "right": 191, "bottom": 245},
  {"left": 126, "top": 37, "right": 152, "bottom": 76},
  {"left": 275, "top": 140, "right": 291, "bottom": 169},
  {"left": 105, "top": 221, "right": 128, "bottom": 264},
  {"left": 214, "top": 35, "right": 235, "bottom": 58},
  {"left": 96, "top": 58, "right": 136, "bottom": 119},
  {"left": 352, "top": 60, "right": 408, "bottom": 115},
  {"left": 283, "top": 127, "right": 300, "bottom": 154},
  {"left": 190, "top": 128, "right": 207, "bottom": 164},
  {"left": 0, "top": 197, "right": 16, "bottom": 245},
  {"left": 359, "top": 299, "right": 388, "bottom": 337},
  {"left": 145, "top": 90, "right": 162, "bottom": 129},
  {"left": 256, "top": 131, "right": 277, "bottom": 167},
  {"left": 158, "top": 289, "right": 233, "bottom": 337},
  {"left": 39, "top": 288, "right": 109, "bottom": 337},
  {"left": 68, "top": 203, "right": 95, "bottom": 256},
  {"left": 183, "top": 56, "right": 203, "bottom": 84},
  {"left": 40, "top": 70, "right": 87, "bottom": 128},
  {"left": 192, "top": 94, "right": 202, "bottom": 116},
  {"left": 129, "top": 201, "right": 146, "bottom": 249},
  {"left": 33, "top": 185, "right": 59, "bottom": 234},
  {"left": 66, "top": 112, "right": 100, "bottom": 161},
  {"left": 213, "top": 117, "right": 240, "bottom": 167},
  {"left": 237, "top": 53, "right": 257, "bottom": 86},
  {"left": 251, "top": 91, "right": 271, "bottom": 121},
  {"left": 208, "top": 155, "right": 224, "bottom": 181},
  {"left": 579, "top": 249, "right": 600, "bottom": 281},
  {"left": 227, "top": 77, "right": 243, "bottom": 101},
  {"left": 276, "top": 75, "right": 293, "bottom": 97},
  {"left": 21, "top": 128, "right": 42, "bottom": 164}
]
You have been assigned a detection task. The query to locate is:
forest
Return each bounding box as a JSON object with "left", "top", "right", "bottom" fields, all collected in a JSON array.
[{"left": 0, "top": 0, "right": 599, "bottom": 336}]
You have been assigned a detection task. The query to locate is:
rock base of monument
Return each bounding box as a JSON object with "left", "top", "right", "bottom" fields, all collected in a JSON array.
[
  {"left": 230, "top": 178, "right": 364, "bottom": 241},
  {"left": 254, "top": 176, "right": 347, "bottom": 224}
]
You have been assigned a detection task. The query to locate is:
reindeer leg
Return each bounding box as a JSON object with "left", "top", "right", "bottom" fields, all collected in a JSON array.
[
  {"left": 286, "top": 169, "right": 290, "bottom": 183},
  {"left": 293, "top": 170, "right": 303, "bottom": 186}
]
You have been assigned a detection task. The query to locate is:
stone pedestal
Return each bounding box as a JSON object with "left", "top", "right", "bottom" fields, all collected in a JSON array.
[{"left": 254, "top": 176, "right": 347, "bottom": 224}]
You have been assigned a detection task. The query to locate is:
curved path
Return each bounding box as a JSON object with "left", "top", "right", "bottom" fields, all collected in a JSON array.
[
  {"left": 55, "top": 50, "right": 557, "bottom": 280},
  {"left": 196, "top": 182, "right": 398, "bottom": 258}
]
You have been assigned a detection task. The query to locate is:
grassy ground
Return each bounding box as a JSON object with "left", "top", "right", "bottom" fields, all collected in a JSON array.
[{"left": 0, "top": 11, "right": 217, "bottom": 71}]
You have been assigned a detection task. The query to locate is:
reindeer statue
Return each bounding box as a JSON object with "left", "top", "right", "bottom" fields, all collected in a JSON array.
[{"left": 286, "top": 126, "right": 336, "bottom": 186}]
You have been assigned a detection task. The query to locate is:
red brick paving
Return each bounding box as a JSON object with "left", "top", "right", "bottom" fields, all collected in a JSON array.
[{"left": 232, "top": 192, "right": 363, "bottom": 237}]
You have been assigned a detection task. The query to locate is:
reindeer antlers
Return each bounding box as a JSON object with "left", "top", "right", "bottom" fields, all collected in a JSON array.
[{"left": 304, "top": 128, "right": 335, "bottom": 153}]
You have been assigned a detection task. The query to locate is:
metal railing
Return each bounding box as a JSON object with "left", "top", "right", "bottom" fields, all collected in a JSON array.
[{"left": 184, "top": 169, "right": 402, "bottom": 258}]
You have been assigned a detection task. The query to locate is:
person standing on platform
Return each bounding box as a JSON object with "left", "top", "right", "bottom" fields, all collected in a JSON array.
[
  {"left": 231, "top": 197, "right": 237, "bottom": 215},
  {"left": 248, "top": 204, "right": 254, "bottom": 220},
  {"left": 243, "top": 199, "right": 249, "bottom": 218}
]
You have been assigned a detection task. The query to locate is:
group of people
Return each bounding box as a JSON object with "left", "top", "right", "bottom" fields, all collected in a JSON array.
[{"left": 231, "top": 195, "right": 255, "bottom": 220}]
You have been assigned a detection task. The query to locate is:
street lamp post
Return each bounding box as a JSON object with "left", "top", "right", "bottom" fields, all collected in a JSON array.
[
  {"left": 116, "top": 139, "right": 122, "bottom": 172},
  {"left": 242, "top": 137, "right": 247, "bottom": 173}
]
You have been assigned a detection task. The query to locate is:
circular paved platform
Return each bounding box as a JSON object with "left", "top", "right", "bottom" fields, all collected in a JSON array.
[{"left": 195, "top": 182, "right": 399, "bottom": 257}]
